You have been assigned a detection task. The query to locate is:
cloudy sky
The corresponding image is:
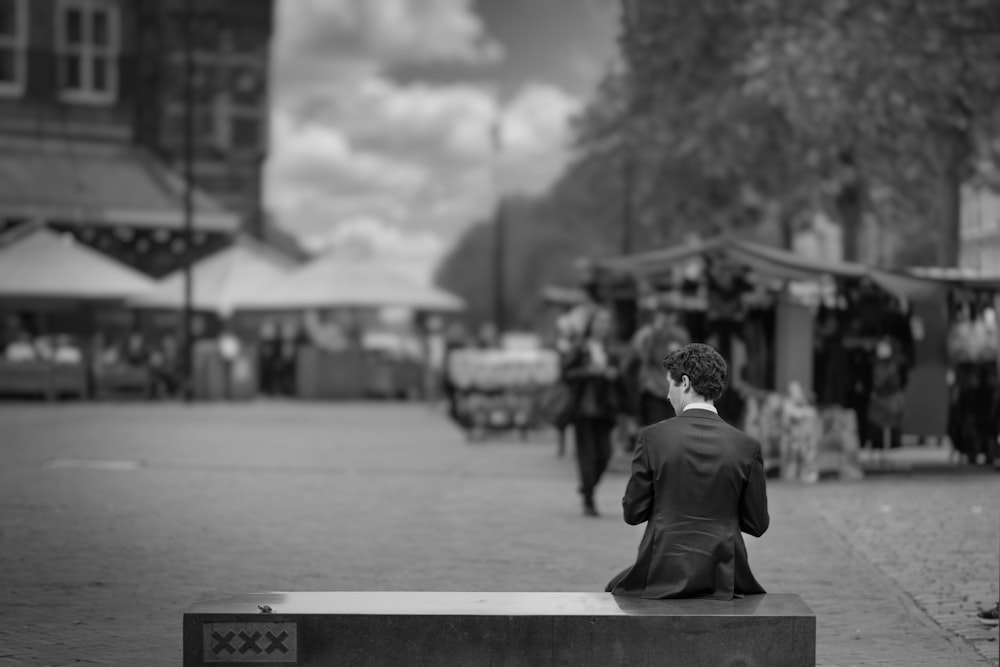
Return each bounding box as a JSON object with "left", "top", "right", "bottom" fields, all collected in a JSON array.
[{"left": 264, "top": 0, "right": 619, "bottom": 271}]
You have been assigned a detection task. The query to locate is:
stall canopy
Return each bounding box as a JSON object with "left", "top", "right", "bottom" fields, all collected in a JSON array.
[
  {"left": 601, "top": 235, "right": 949, "bottom": 301},
  {"left": 728, "top": 239, "right": 867, "bottom": 280},
  {"left": 234, "top": 253, "right": 465, "bottom": 313},
  {"left": 599, "top": 236, "right": 726, "bottom": 276},
  {"left": 908, "top": 266, "right": 1000, "bottom": 291},
  {"left": 731, "top": 239, "right": 948, "bottom": 300},
  {"left": 0, "top": 225, "right": 155, "bottom": 300},
  {"left": 128, "top": 235, "right": 298, "bottom": 315}
]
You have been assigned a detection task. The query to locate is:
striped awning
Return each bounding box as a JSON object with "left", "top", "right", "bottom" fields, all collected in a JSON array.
[{"left": 0, "top": 136, "right": 239, "bottom": 231}]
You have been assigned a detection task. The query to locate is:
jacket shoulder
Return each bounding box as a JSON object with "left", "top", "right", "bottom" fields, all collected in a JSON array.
[
  {"left": 641, "top": 417, "right": 760, "bottom": 452},
  {"left": 639, "top": 416, "right": 682, "bottom": 440}
]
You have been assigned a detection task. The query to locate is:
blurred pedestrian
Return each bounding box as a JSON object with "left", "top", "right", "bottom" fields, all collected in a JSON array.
[
  {"left": 552, "top": 313, "right": 583, "bottom": 458},
  {"left": 123, "top": 330, "right": 148, "bottom": 368},
  {"left": 423, "top": 315, "right": 446, "bottom": 406},
  {"left": 868, "top": 336, "right": 907, "bottom": 454},
  {"left": 630, "top": 308, "right": 690, "bottom": 428},
  {"left": 278, "top": 323, "right": 302, "bottom": 396},
  {"left": 562, "top": 308, "right": 624, "bottom": 517},
  {"left": 258, "top": 321, "right": 280, "bottom": 396},
  {"left": 5, "top": 329, "right": 37, "bottom": 361},
  {"left": 442, "top": 321, "right": 468, "bottom": 423},
  {"left": 149, "top": 334, "right": 179, "bottom": 399}
]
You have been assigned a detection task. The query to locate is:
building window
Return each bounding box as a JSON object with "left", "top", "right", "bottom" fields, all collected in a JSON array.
[
  {"left": 56, "top": 0, "right": 119, "bottom": 104},
  {"left": 0, "top": 0, "right": 26, "bottom": 96},
  {"left": 230, "top": 115, "right": 261, "bottom": 151}
]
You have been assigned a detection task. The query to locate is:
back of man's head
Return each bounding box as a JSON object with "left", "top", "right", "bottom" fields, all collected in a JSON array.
[{"left": 662, "top": 343, "right": 728, "bottom": 401}]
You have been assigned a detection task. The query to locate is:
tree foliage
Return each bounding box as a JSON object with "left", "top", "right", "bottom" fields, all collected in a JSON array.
[
  {"left": 436, "top": 0, "right": 1000, "bottom": 330},
  {"left": 621, "top": 0, "right": 1000, "bottom": 264}
]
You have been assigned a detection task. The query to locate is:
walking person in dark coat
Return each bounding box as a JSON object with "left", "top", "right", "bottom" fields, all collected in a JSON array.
[
  {"left": 606, "top": 343, "right": 769, "bottom": 599},
  {"left": 561, "top": 308, "right": 624, "bottom": 517}
]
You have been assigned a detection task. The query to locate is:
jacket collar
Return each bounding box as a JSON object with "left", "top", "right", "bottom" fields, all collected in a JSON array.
[{"left": 679, "top": 408, "right": 724, "bottom": 421}]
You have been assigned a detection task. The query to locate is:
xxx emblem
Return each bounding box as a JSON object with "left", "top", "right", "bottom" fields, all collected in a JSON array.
[{"left": 203, "top": 622, "right": 297, "bottom": 663}]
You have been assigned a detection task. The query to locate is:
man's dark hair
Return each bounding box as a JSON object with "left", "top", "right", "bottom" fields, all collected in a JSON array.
[{"left": 662, "top": 343, "right": 728, "bottom": 400}]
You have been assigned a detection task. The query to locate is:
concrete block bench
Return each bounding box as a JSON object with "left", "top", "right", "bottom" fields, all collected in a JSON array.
[{"left": 183, "top": 591, "right": 815, "bottom": 666}]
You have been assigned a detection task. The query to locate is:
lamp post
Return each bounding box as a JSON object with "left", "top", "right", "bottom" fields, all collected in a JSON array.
[
  {"left": 181, "top": 0, "right": 195, "bottom": 403},
  {"left": 620, "top": 0, "right": 639, "bottom": 257},
  {"left": 621, "top": 125, "right": 634, "bottom": 256},
  {"left": 491, "top": 117, "right": 506, "bottom": 337}
]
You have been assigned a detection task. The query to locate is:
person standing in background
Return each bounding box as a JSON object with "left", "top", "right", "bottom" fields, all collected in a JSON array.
[
  {"left": 562, "top": 308, "right": 624, "bottom": 517},
  {"left": 552, "top": 313, "right": 583, "bottom": 458},
  {"left": 278, "top": 322, "right": 302, "bottom": 397},
  {"left": 442, "top": 321, "right": 469, "bottom": 423},
  {"left": 258, "top": 321, "right": 279, "bottom": 396},
  {"left": 423, "top": 316, "right": 447, "bottom": 406},
  {"left": 631, "top": 308, "right": 690, "bottom": 429}
]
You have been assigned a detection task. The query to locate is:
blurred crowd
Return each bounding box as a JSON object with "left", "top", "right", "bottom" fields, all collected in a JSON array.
[{"left": 541, "top": 275, "right": 1000, "bottom": 482}]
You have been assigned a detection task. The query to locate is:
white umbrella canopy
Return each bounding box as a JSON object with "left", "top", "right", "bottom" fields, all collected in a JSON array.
[
  {"left": 234, "top": 253, "right": 465, "bottom": 313},
  {"left": 129, "top": 235, "right": 298, "bottom": 314},
  {"left": 0, "top": 226, "right": 155, "bottom": 300}
]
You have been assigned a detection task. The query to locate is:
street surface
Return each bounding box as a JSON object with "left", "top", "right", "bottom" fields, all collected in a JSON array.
[{"left": 0, "top": 402, "right": 997, "bottom": 666}]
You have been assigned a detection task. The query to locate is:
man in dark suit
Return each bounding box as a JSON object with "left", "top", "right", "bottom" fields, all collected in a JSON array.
[{"left": 606, "top": 343, "right": 769, "bottom": 600}]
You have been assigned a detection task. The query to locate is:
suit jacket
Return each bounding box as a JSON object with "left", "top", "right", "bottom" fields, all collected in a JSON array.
[{"left": 609, "top": 408, "right": 769, "bottom": 600}]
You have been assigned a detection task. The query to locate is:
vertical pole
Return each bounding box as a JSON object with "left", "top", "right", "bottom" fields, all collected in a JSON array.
[
  {"left": 620, "top": 0, "right": 636, "bottom": 256},
  {"left": 621, "top": 140, "right": 633, "bottom": 256},
  {"left": 493, "top": 199, "right": 506, "bottom": 336},
  {"left": 492, "top": 118, "right": 506, "bottom": 337},
  {"left": 182, "top": 0, "right": 195, "bottom": 403}
]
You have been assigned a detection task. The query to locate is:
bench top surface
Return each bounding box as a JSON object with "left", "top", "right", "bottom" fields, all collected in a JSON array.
[{"left": 187, "top": 592, "right": 813, "bottom": 617}]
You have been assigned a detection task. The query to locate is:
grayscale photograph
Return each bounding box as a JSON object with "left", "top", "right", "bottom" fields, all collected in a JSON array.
[{"left": 0, "top": 0, "right": 998, "bottom": 665}]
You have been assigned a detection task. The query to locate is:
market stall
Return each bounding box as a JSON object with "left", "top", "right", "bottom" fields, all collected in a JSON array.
[
  {"left": 0, "top": 225, "right": 157, "bottom": 400},
  {"left": 910, "top": 267, "right": 1000, "bottom": 465},
  {"left": 127, "top": 234, "right": 298, "bottom": 400},
  {"left": 595, "top": 234, "right": 953, "bottom": 480},
  {"left": 234, "top": 253, "right": 464, "bottom": 400},
  {"left": 446, "top": 347, "right": 561, "bottom": 441}
]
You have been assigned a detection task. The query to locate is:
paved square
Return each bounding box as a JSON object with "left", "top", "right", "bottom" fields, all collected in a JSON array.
[{"left": 0, "top": 403, "right": 996, "bottom": 665}]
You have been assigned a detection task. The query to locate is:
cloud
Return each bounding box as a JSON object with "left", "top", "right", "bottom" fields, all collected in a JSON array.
[
  {"left": 303, "top": 215, "right": 446, "bottom": 256},
  {"left": 268, "top": 78, "right": 579, "bottom": 232},
  {"left": 266, "top": 0, "right": 583, "bottom": 264},
  {"left": 497, "top": 83, "right": 582, "bottom": 194},
  {"left": 268, "top": 113, "right": 429, "bottom": 201},
  {"left": 274, "top": 0, "right": 502, "bottom": 82},
  {"left": 301, "top": 216, "right": 451, "bottom": 285},
  {"left": 316, "top": 78, "right": 498, "bottom": 165}
]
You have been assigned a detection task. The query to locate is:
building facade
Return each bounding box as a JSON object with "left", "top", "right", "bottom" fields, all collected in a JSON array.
[
  {"left": 0, "top": 0, "right": 273, "bottom": 278},
  {"left": 960, "top": 183, "right": 1000, "bottom": 273},
  {"left": 132, "top": 0, "right": 272, "bottom": 236}
]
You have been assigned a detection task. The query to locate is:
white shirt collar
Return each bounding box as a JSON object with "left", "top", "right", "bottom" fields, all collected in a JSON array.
[{"left": 683, "top": 402, "right": 718, "bottom": 414}]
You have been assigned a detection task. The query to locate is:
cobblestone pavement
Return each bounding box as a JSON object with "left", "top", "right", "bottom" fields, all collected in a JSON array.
[
  {"left": 805, "top": 472, "right": 999, "bottom": 664},
  {"left": 0, "top": 403, "right": 996, "bottom": 666}
]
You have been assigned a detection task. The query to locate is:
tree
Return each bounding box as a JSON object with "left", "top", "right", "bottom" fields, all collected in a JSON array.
[
  {"left": 737, "top": 0, "right": 1000, "bottom": 265},
  {"left": 434, "top": 193, "right": 614, "bottom": 331},
  {"left": 608, "top": 0, "right": 1000, "bottom": 266},
  {"left": 592, "top": 2, "right": 831, "bottom": 252},
  {"left": 437, "top": 0, "right": 1000, "bottom": 330}
]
